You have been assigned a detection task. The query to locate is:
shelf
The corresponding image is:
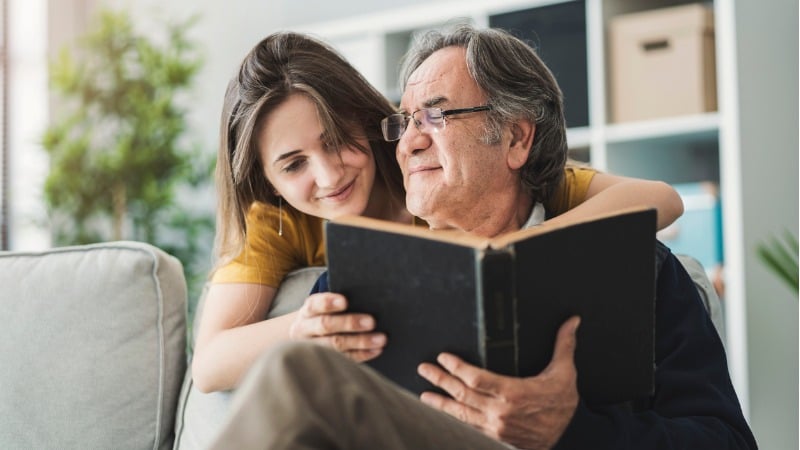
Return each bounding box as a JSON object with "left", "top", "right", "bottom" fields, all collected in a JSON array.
[
  {"left": 604, "top": 112, "right": 720, "bottom": 143},
  {"left": 566, "top": 126, "right": 592, "bottom": 149}
]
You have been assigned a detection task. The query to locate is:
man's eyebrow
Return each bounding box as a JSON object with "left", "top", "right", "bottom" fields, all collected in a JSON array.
[
  {"left": 423, "top": 96, "right": 447, "bottom": 108},
  {"left": 399, "top": 96, "right": 446, "bottom": 113}
]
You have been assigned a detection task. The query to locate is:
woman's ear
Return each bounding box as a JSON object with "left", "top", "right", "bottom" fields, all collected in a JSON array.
[{"left": 507, "top": 120, "right": 535, "bottom": 170}]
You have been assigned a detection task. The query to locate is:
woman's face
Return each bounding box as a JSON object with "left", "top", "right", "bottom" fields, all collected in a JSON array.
[{"left": 258, "top": 93, "right": 376, "bottom": 220}]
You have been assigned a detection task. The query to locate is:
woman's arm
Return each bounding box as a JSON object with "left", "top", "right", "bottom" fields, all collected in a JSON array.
[
  {"left": 546, "top": 172, "right": 683, "bottom": 230},
  {"left": 192, "top": 283, "right": 292, "bottom": 393},
  {"left": 192, "top": 283, "right": 385, "bottom": 393}
]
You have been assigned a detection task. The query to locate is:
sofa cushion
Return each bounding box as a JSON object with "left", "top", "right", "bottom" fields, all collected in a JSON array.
[
  {"left": 0, "top": 241, "right": 187, "bottom": 449},
  {"left": 173, "top": 266, "right": 325, "bottom": 450}
]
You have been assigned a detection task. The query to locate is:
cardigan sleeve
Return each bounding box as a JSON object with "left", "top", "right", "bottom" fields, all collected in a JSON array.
[{"left": 554, "top": 244, "right": 757, "bottom": 449}]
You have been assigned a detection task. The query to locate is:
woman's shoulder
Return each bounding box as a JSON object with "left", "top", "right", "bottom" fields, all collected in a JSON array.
[
  {"left": 247, "top": 201, "right": 324, "bottom": 228},
  {"left": 564, "top": 163, "right": 597, "bottom": 180}
]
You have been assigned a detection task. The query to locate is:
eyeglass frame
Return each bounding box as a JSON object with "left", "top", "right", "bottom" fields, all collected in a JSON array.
[{"left": 380, "top": 105, "right": 492, "bottom": 142}]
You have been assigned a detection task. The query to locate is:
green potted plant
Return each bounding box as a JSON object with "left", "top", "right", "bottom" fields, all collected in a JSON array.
[{"left": 41, "top": 8, "right": 213, "bottom": 308}]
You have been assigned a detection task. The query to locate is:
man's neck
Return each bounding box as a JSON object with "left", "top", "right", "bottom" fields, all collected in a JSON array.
[{"left": 430, "top": 191, "right": 534, "bottom": 238}]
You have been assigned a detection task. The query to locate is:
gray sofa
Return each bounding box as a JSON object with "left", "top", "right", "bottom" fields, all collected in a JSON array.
[
  {"left": 0, "top": 241, "right": 323, "bottom": 449},
  {"left": 0, "top": 241, "right": 721, "bottom": 449},
  {"left": 0, "top": 242, "right": 186, "bottom": 449}
]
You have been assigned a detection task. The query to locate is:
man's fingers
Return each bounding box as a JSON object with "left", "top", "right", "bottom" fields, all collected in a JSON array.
[
  {"left": 419, "top": 390, "right": 487, "bottom": 430},
  {"left": 418, "top": 361, "right": 488, "bottom": 408},
  {"left": 436, "top": 353, "right": 504, "bottom": 395},
  {"left": 546, "top": 316, "right": 580, "bottom": 373}
]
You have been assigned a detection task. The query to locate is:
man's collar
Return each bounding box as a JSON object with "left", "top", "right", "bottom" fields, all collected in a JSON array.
[{"left": 522, "top": 202, "right": 545, "bottom": 229}]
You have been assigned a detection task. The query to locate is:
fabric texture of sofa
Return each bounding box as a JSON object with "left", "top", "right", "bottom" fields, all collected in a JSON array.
[
  {"left": 0, "top": 240, "right": 322, "bottom": 449},
  {"left": 172, "top": 266, "right": 325, "bottom": 449},
  {"left": 0, "top": 241, "right": 187, "bottom": 449}
]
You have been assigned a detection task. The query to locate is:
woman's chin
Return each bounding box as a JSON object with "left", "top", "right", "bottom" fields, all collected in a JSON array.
[{"left": 317, "top": 203, "right": 367, "bottom": 221}]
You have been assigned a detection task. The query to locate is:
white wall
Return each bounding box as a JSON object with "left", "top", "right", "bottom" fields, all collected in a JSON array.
[{"left": 733, "top": 0, "right": 798, "bottom": 448}]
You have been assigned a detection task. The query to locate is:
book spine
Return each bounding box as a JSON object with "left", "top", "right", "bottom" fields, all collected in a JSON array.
[{"left": 478, "top": 249, "right": 517, "bottom": 376}]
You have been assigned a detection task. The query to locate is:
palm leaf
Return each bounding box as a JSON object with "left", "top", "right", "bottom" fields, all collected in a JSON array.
[{"left": 757, "top": 231, "right": 799, "bottom": 294}]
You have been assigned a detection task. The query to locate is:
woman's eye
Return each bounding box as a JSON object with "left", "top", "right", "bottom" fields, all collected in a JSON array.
[{"left": 282, "top": 159, "right": 306, "bottom": 173}]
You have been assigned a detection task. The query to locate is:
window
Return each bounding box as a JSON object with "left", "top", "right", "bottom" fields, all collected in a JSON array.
[{"left": 0, "top": 0, "right": 7, "bottom": 250}]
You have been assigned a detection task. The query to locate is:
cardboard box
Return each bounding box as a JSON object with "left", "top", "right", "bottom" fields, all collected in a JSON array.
[{"left": 610, "top": 4, "right": 717, "bottom": 123}]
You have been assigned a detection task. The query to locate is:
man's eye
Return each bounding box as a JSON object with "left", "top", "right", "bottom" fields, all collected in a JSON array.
[{"left": 282, "top": 159, "right": 306, "bottom": 173}]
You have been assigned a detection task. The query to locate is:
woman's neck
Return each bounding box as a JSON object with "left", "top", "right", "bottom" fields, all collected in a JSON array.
[{"left": 363, "top": 182, "right": 414, "bottom": 225}]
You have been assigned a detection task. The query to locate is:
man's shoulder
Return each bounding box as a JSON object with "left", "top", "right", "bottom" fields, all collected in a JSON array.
[{"left": 655, "top": 240, "right": 672, "bottom": 275}]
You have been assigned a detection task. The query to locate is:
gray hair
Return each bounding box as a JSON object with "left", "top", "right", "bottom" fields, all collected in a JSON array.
[{"left": 400, "top": 24, "right": 567, "bottom": 204}]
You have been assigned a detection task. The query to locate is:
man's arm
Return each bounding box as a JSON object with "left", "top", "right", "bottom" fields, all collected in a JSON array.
[{"left": 419, "top": 245, "right": 756, "bottom": 450}]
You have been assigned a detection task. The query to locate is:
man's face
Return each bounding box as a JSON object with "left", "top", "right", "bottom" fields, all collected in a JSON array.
[{"left": 397, "top": 46, "right": 517, "bottom": 231}]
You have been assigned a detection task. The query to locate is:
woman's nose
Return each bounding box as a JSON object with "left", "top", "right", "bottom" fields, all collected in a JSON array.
[{"left": 313, "top": 151, "right": 345, "bottom": 188}]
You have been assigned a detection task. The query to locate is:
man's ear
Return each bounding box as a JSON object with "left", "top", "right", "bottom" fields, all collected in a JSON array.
[{"left": 507, "top": 120, "right": 535, "bottom": 170}]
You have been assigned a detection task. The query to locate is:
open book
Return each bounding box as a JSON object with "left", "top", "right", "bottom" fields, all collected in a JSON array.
[{"left": 325, "top": 207, "right": 656, "bottom": 405}]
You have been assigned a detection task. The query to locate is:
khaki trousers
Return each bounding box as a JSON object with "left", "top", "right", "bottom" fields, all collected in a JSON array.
[{"left": 209, "top": 341, "right": 509, "bottom": 449}]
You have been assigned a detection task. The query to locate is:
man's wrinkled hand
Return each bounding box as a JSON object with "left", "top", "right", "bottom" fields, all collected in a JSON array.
[{"left": 417, "top": 316, "right": 581, "bottom": 450}]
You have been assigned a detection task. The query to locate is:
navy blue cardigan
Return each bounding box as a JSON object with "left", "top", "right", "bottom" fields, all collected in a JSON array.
[
  {"left": 554, "top": 243, "right": 756, "bottom": 449},
  {"left": 312, "top": 243, "right": 757, "bottom": 449}
]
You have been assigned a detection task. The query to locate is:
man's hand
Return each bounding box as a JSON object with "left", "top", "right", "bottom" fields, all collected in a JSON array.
[
  {"left": 417, "top": 316, "right": 581, "bottom": 450},
  {"left": 288, "top": 292, "right": 386, "bottom": 362}
]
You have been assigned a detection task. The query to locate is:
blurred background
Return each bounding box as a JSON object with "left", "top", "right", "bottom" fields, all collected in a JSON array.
[{"left": 1, "top": 0, "right": 796, "bottom": 447}]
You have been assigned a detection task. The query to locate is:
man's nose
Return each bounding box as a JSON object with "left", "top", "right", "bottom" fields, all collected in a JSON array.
[{"left": 396, "top": 121, "right": 431, "bottom": 157}]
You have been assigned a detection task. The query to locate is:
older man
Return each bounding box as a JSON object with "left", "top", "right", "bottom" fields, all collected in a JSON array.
[{"left": 210, "top": 26, "right": 757, "bottom": 450}]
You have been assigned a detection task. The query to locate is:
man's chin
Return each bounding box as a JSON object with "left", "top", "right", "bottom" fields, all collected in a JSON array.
[{"left": 406, "top": 198, "right": 446, "bottom": 229}]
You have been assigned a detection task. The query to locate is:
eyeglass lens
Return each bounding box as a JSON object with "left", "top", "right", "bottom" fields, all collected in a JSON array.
[{"left": 381, "top": 108, "right": 446, "bottom": 141}]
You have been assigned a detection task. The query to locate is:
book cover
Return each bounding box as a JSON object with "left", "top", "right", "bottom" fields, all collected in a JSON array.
[{"left": 325, "top": 208, "right": 656, "bottom": 405}]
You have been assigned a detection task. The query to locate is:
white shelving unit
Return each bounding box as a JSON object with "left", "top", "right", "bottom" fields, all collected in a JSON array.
[{"left": 298, "top": 0, "right": 748, "bottom": 413}]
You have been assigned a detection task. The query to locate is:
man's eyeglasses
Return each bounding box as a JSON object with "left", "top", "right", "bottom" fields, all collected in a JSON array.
[{"left": 380, "top": 105, "right": 492, "bottom": 142}]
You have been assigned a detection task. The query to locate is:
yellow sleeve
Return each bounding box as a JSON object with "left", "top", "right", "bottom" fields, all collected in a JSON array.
[
  {"left": 545, "top": 166, "right": 597, "bottom": 216},
  {"left": 211, "top": 202, "right": 326, "bottom": 286}
]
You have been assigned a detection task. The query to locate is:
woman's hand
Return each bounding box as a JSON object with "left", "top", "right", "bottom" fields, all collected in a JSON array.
[{"left": 289, "top": 292, "right": 386, "bottom": 362}]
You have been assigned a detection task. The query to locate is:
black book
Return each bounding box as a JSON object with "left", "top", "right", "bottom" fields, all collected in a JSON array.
[{"left": 325, "top": 207, "right": 656, "bottom": 405}]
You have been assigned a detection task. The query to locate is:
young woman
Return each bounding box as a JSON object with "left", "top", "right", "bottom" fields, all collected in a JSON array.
[{"left": 192, "top": 31, "right": 683, "bottom": 393}]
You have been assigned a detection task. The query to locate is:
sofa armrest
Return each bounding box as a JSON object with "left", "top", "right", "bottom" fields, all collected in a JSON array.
[{"left": 0, "top": 241, "right": 187, "bottom": 450}]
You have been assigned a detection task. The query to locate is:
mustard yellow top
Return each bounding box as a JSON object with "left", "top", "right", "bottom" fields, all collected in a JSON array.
[{"left": 212, "top": 166, "right": 596, "bottom": 286}]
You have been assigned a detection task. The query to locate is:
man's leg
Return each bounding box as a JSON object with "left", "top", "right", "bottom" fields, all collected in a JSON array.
[{"left": 209, "top": 341, "right": 508, "bottom": 449}]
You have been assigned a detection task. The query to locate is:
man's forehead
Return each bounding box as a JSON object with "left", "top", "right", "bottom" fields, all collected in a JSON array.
[{"left": 401, "top": 46, "right": 474, "bottom": 109}]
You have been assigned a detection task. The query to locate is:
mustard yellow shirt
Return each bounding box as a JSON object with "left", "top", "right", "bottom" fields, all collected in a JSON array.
[{"left": 212, "top": 166, "right": 596, "bottom": 286}]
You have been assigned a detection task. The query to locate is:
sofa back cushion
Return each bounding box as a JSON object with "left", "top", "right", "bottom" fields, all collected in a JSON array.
[
  {"left": 0, "top": 241, "right": 187, "bottom": 450},
  {"left": 173, "top": 266, "right": 325, "bottom": 450}
]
